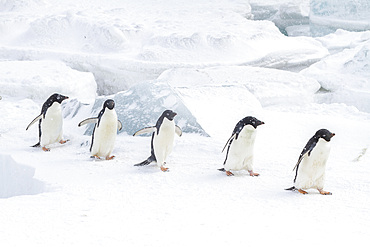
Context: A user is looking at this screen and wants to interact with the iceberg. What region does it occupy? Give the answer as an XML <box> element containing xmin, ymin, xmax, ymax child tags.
<box><xmin>310</xmin><ymin>0</ymin><xmax>370</xmax><ymax>36</ymax></box>
<box><xmin>79</xmin><ymin>65</ymin><xmax>321</xmax><ymax>138</ymax></box>
<box><xmin>301</xmin><ymin>40</ymin><xmax>370</xmax><ymax>112</ymax></box>
<box><xmin>81</xmin><ymin>82</ymin><xmax>209</xmax><ymax>136</ymax></box>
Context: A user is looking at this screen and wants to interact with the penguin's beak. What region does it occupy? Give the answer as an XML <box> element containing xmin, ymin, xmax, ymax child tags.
<box><xmin>331</xmin><ymin>133</ymin><xmax>335</xmax><ymax>137</ymax></box>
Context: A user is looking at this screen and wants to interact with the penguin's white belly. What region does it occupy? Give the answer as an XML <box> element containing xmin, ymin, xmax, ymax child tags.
<box><xmin>225</xmin><ymin>126</ymin><xmax>256</xmax><ymax>171</ymax></box>
<box><xmin>295</xmin><ymin>139</ymin><xmax>331</xmax><ymax>190</ymax></box>
<box><xmin>40</xmin><ymin>103</ymin><xmax>63</xmax><ymax>146</ymax></box>
<box><xmin>154</xmin><ymin>119</ymin><xmax>175</xmax><ymax>165</ymax></box>
<box><xmin>91</xmin><ymin>110</ymin><xmax>117</xmax><ymax>158</ymax></box>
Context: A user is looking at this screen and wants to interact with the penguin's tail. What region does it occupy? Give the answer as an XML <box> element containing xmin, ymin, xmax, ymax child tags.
<box><xmin>285</xmin><ymin>186</ymin><xmax>297</xmax><ymax>191</ymax></box>
<box><xmin>218</xmin><ymin>168</ymin><xmax>226</xmax><ymax>172</ymax></box>
<box><xmin>31</xmin><ymin>142</ymin><xmax>41</xmax><ymax>148</ymax></box>
<box><xmin>134</xmin><ymin>156</ymin><xmax>155</xmax><ymax>166</ymax></box>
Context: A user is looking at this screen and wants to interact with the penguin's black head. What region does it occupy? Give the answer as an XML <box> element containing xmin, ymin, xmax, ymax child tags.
<box><xmin>242</xmin><ymin>116</ymin><xmax>265</xmax><ymax>129</ymax></box>
<box><xmin>315</xmin><ymin>129</ymin><xmax>335</xmax><ymax>142</ymax></box>
<box><xmin>104</xmin><ymin>99</ymin><xmax>115</xmax><ymax>110</ymax></box>
<box><xmin>162</xmin><ymin>110</ymin><xmax>177</xmax><ymax>121</ymax></box>
<box><xmin>49</xmin><ymin>93</ymin><xmax>69</xmax><ymax>104</ymax></box>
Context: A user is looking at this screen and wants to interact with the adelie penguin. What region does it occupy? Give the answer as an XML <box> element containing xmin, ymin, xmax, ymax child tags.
<box><xmin>219</xmin><ymin>116</ymin><xmax>264</xmax><ymax>176</ymax></box>
<box><xmin>78</xmin><ymin>99</ymin><xmax>122</xmax><ymax>160</ymax></box>
<box><xmin>133</xmin><ymin>110</ymin><xmax>182</xmax><ymax>172</ymax></box>
<box><xmin>286</xmin><ymin>129</ymin><xmax>335</xmax><ymax>195</ymax></box>
<box><xmin>26</xmin><ymin>93</ymin><xmax>69</xmax><ymax>151</ymax></box>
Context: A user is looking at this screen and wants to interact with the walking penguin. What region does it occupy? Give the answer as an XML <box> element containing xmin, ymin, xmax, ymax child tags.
<box><xmin>219</xmin><ymin>116</ymin><xmax>264</xmax><ymax>176</ymax></box>
<box><xmin>26</xmin><ymin>93</ymin><xmax>69</xmax><ymax>151</ymax></box>
<box><xmin>133</xmin><ymin>110</ymin><xmax>182</xmax><ymax>172</ymax></box>
<box><xmin>78</xmin><ymin>99</ymin><xmax>122</xmax><ymax>160</ymax></box>
<box><xmin>285</xmin><ymin>129</ymin><xmax>335</xmax><ymax>195</ymax></box>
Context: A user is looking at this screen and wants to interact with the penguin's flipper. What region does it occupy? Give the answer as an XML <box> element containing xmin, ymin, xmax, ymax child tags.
<box><xmin>117</xmin><ymin>120</ymin><xmax>123</xmax><ymax>131</ymax></box>
<box><xmin>221</xmin><ymin>133</ymin><xmax>236</xmax><ymax>152</ymax></box>
<box><xmin>78</xmin><ymin>117</ymin><xmax>99</xmax><ymax>127</ymax></box>
<box><xmin>133</xmin><ymin>127</ymin><xmax>157</xmax><ymax>136</ymax></box>
<box><xmin>292</xmin><ymin>152</ymin><xmax>307</xmax><ymax>171</ymax></box>
<box><xmin>26</xmin><ymin>114</ymin><xmax>42</xmax><ymax>130</ymax></box>
<box><xmin>175</xmin><ymin>125</ymin><xmax>182</xmax><ymax>137</ymax></box>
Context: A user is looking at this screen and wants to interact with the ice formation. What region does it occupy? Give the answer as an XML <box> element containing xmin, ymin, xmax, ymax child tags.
<box><xmin>81</xmin><ymin>82</ymin><xmax>209</xmax><ymax>136</ymax></box>
<box><xmin>0</xmin><ymin>60</ymin><xmax>97</xmax><ymax>104</ymax></box>
<box><xmin>310</xmin><ymin>0</ymin><xmax>370</xmax><ymax>36</ymax></box>
<box><xmin>0</xmin><ymin>154</ymin><xmax>44</xmax><ymax>198</ymax></box>
<box><xmin>301</xmin><ymin>39</ymin><xmax>370</xmax><ymax>112</ymax></box>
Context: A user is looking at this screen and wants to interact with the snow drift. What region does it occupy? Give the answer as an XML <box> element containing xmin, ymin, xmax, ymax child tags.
<box><xmin>0</xmin><ymin>154</ymin><xmax>45</xmax><ymax>198</ymax></box>
<box><xmin>301</xmin><ymin>39</ymin><xmax>370</xmax><ymax>112</ymax></box>
<box><xmin>0</xmin><ymin>0</ymin><xmax>328</xmax><ymax>94</ymax></box>
<box><xmin>0</xmin><ymin>60</ymin><xmax>97</xmax><ymax>103</ymax></box>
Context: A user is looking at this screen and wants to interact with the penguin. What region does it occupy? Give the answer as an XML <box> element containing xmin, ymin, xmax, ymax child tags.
<box><xmin>286</xmin><ymin>129</ymin><xmax>335</xmax><ymax>195</ymax></box>
<box><xmin>133</xmin><ymin>110</ymin><xmax>182</xmax><ymax>172</ymax></box>
<box><xmin>219</xmin><ymin>116</ymin><xmax>264</xmax><ymax>176</ymax></box>
<box><xmin>78</xmin><ymin>99</ymin><xmax>122</xmax><ymax>160</ymax></box>
<box><xmin>26</xmin><ymin>93</ymin><xmax>69</xmax><ymax>151</ymax></box>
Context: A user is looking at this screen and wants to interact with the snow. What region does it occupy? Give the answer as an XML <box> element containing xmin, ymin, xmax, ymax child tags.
<box><xmin>0</xmin><ymin>60</ymin><xmax>96</xmax><ymax>103</ymax></box>
<box><xmin>1</xmin><ymin>0</ymin><xmax>370</xmax><ymax>246</ymax></box>
<box><xmin>0</xmin><ymin>0</ymin><xmax>328</xmax><ymax>94</ymax></box>
<box><xmin>301</xmin><ymin>38</ymin><xmax>370</xmax><ymax>112</ymax></box>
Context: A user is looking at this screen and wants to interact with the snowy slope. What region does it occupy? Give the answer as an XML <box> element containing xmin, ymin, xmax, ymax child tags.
<box><xmin>1</xmin><ymin>0</ymin><xmax>370</xmax><ymax>247</ymax></box>
<box><xmin>0</xmin><ymin>0</ymin><xmax>328</xmax><ymax>93</ymax></box>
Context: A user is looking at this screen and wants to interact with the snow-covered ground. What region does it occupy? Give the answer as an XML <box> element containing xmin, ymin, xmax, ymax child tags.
<box><xmin>1</xmin><ymin>0</ymin><xmax>370</xmax><ymax>246</ymax></box>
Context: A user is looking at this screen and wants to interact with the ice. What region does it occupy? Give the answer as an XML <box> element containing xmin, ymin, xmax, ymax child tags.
<box><xmin>0</xmin><ymin>0</ymin><xmax>328</xmax><ymax>93</ymax></box>
<box><xmin>315</xmin><ymin>29</ymin><xmax>370</xmax><ymax>53</ymax></box>
<box><xmin>1</xmin><ymin>1</ymin><xmax>370</xmax><ymax>246</ymax></box>
<box><xmin>81</xmin><ymin>81</ymin><xmax>209</xmax><ymax>136</ymax></box>
<box><xmin>250</xmin><ymin>0</ymin><xmax>310</xmax><ymax>36</ymax></box>
<box><xmin>80</xmin><ymin>65</ymin><xmax>320</xmax><ymax>138</ymax></box>
<box><xmin>161</xmin><ymin>66</ymin><xmax>320</xmax><ymax>107</ymax></box>
<box><xmin>0</xmin><ymin>154</ymin><xmax>45</xmax><ymax>198</ymax></box>
<box><xmin>301</xmin><ymin>39</ymin><xmax>370</xmax><ymax>112</ymax></box>
<box><xmin>0</xmin><ymin>60</ymin><xmax>97</xmax><ymax>103</ymax></box>
<box><xmin>310</xmin><ymin>0</ymin><xmax>370</xmax><ymax>36</ymax></box>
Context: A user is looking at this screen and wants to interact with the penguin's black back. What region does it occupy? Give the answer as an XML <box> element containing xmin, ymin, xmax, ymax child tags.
<box><xmin>232</xmin><ymin>116</ymin><xmax>264</xmax><ymax>140</ymax></box>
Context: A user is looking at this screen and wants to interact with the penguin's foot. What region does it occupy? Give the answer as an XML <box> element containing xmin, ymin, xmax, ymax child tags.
<box><xmin>248</xmin><ymin>170</ymin><xmax>259</xmax><ymax>177</ymax></box>
<box><xmin>42</xmin><ymin>146</ymin><xmax>50</xmax><ymax>152</ymax></box>
<box><xmin>226</xmin><ymin>171</ymin><xmax>234</xmax><ymax>176</ymax></box>
<box><xmin>160</xmin><ymin>166</ymin><xmax>169</xmax><ymax>172</ymax></box>
<box><xmin>298</xmin><ymin>189</ymin><xmax>308</xmax><ymax>195</ymax></box>
<box><xmin>318</xmin><ymin>189</ymin><xmax>332</xmax><ymax>195</ymax></box>
<box><xmin>59</xmin><ymin>139</ymin><xmax>69</xmax><ymax>144</ymax></box>
<box><xmin>106</xmin><ymin>156</ymin><xmax>115</xmax><ymax>160</ymax></box>
<box><xmin>91</xmin><ymin>155</ymin><xmax>101</xmax><ymax>159</ymax></box>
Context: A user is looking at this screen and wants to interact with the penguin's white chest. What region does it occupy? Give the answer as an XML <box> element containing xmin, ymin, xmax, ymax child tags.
<box><xmin>295</xmin><ymin>139</ymin><xmax>331</xmax><ymax>190</ymax></box>
<box><xmin>153</xmin><ymin>118</ymin><xmax>175</xmax><ymax>165</ymax></box>
<box><xmin>225</xmin><ymin>125</ymin><xmax>257</xmax><ymax>171</ymax></box>
<box><xmin>91</xmin><ymin>109</ymin><xmax>118</xmax><ymax>158</ymax></box>
<box><xmin>40</xmin><ymin>102</ymin><xmax>63</xmax><ymax>146</ymax></box>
